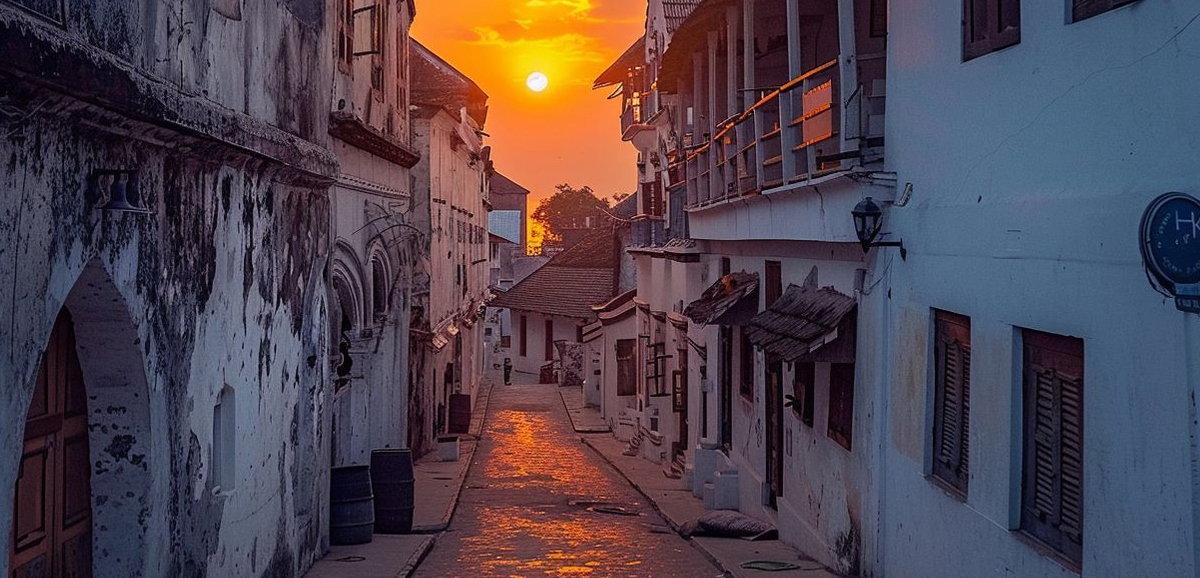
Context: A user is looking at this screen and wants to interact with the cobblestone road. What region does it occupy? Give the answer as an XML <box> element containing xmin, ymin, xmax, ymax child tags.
<box><xmin>413</xmin><ymin>383</ymin><xmax>721</xmax><ymax>578</ymax></box>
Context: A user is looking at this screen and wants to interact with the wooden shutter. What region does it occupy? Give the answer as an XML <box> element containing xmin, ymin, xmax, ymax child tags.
<box><xmin>765</xmin><ymin>261</ymin><xmax>782</xmax><ymax>308</ymax></box>
<box><xmin>739</xmin><ymin>327</ymin><xmax>754</xmax><ymax>399</ymax></box>
<box><xmin>616</xmin><ymin>339</ymin><xmax>637</xmax><ymax>396</ymax></box>
<box><xmin>519</xmin><ymin>315</ymin><xmax>528</xmax><ymax>357</ymax></box>
<box><xmin>932</xmin><ymin>311</ymin><xmax>971</xmax><ymax>495</ymax></box>
<box><xmin>793</xmin><ymin>362</ymin><xmax>815</xmax><ymax>427</ymax></box>
<box><xmin>1073</xmin><ymin>0</ymin><xmax>1138</xmax><ymax>22</ymax></box>
<box><xmin>827</xmin><ymin>363</ymin><xmax>855</xmax><ymax>450</ymax></box>
<box><xmin>963</xmin><ymin>0</ymin><xmax>1021</xmax><ymax>60</ymax></box>
<box><xmin>1021</xmin><ymin>330</ymin><xmax>1084</xmax><ymax>570</ymax></box>
<box><xmin>870</xmin><ymin>0</ymin><xmax>888</xmax><ymax>37</ymax></box>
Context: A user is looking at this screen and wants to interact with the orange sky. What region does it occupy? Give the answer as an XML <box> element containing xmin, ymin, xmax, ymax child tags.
<box><xmin>412</xmin><ymin>0</ymin><xmax>643</xmax><ymax>214</ymax></box>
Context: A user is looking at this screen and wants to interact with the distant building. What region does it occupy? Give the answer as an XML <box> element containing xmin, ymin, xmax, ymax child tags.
<box><xmin>491</xmin><ymin>225</ymin><xmax>630</xmax><ymax>377</ymax></box>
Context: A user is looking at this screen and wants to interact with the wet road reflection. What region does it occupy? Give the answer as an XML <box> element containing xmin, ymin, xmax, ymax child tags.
<box><xmin>414</xmin><ymin>384</ymin><xmax>719</xmax><ymax>578</ymax></box>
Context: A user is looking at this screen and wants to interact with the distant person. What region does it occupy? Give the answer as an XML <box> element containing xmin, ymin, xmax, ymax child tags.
<box><xmin>503</xmin><ymin>357</ymin><xmax>513</xmax><ymax>386</ymax></box>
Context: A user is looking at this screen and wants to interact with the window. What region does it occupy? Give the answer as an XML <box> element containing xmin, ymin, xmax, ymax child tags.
<box><xmin>371</xmin><ymin>258</ymin><xmax>388</xmax><ymax>322</ymax></box>
<box><xmin>963</xmin><ymin>0</ymin><xmax>1021</xmax><ymax>61</ymax></box>
<box><xmin>1021</xmin><ymin>330</ymin><xmax>1084</xmax><ymax>570</ymax></box>
<box><xmin>647</xmin><ymin>342</ymin><xmax>668</xmax><ymax>396</ymax></box>
<box><xmin>212</xmin><ymin>386</ymin><xmax>236</xmax><ymax>493</ymax></box>
<box><xmin>1072</xmin><ymin>0</ymin><xmax>1138</xmax><ymax>21</ymax></box>
<box><xmin>827</xmin><ymin>363</ymin><xmax>855</xmax><ymax>450</ymax></box>
<box><xmin>792</xmin><ymin>362</ymin><xmax>815</xmax><ymax>427</ymax></box>
<box><xmin>616</xmin><ymin>339</ymin><xmax>637</xmax><ymax>396</ymax></box>
<box><xmin>336</xmin><ymin>0</ymin><xmax>354</xmax><ymax>72</ymax></box>
<box><xmin>738</xmin><ymin>327</ymin><xmax>754</xmax><ymax>400</ymax></box>
<box><xmin>765</xmin><ymin>261</ymin><xmax>782</xmax><ymax>308</ymax></box>
<box><xmin>544</xmin><ymin>319</ymin><xmax>554</xmax><ymax>360</ymax></box>
<box><xmin>720</xmin><ymin>257</ymin><xmax>731</xmax><ymax>278</ymax></box>
<box><xmin>519</xmin><ymin>315</ymin><xmax>528</xmax><ymax>357</ymax></box>
<box><xmin>932</xmin><ymin>310</ymin><xmax>971</xmax><ymax>496</ymax></box>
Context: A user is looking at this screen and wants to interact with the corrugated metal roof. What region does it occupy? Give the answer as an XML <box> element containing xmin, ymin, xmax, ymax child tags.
<box><xmin>745</xmin><ymin>285</ymin><xmax>856</xmax><ymax>362</ymax></box>
<box><xmin>683</xmin><ymin>271</ymin><xmax>759</xmax><ymax>326</ymax></box>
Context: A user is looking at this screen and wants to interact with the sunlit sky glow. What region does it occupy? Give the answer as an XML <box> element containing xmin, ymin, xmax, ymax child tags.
<box><xmin>412</xmin><ymin>0</ymin><xmax>643</xmax><ymax>214</ymax></box>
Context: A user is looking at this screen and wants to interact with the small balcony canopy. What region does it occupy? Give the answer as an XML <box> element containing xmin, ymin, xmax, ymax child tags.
<box><xmin>745</xmin><ymin>284</ymin><xmax>856</xmax><ymax>363</ymax></box>
<box><xmin>683</xmin><ymin>271</ymin><xmax>759</xmax><ymax>326</ymax></box>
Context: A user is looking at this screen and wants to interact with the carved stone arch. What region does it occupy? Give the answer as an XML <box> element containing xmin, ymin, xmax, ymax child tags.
<box><xmin>331</xmin><ymin>240</ymin><xmax>367</xmax><ymax>333</ymax></box>
<box><xmin>5</xmin><ymin>258</ymin><xmax>157</xmax><ymax>578</ymax></box>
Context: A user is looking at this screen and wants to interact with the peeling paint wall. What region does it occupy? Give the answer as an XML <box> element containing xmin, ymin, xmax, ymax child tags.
<box><xmin>0</xmin><ymin>1</ymin><xmax>334</xmax><ymax>576</ymax></box>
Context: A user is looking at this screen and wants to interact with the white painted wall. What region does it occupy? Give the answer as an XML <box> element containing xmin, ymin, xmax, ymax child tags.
<box><xmin>510</xmin><ymin>312</ymin><xmax>583</xmax><ymax>377</ymax></box>
<box><xmin>883</xmin><ymin>2</ymin><xmax>1200</xmax><ymax>577</ymax></box>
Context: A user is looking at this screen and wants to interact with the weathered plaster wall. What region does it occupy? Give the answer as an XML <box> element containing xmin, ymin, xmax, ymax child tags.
<box><xmin>883</xmin><ymin>2</ymin><xmax>1200</xmax><ymax>576</ymax></box>
<box><xmin>0</xmin><ymin>1</ymin><xmax>335</xmax><ymax>575</ymax></box>
<box><xmin>0</xmin><ymin>117</ymin><xmax>332</xmax><ymax>577</ymax></box>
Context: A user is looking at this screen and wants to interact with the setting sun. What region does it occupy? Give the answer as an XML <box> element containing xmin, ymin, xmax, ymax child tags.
<box><xmin>526</xmin><ymin>71</ymin><xmax>549</xmax><ymax>93</ymax></box>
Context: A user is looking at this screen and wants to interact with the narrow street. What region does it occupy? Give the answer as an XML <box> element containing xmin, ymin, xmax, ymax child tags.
<box><xmin>414</xmin><ymin>382</ymin><xmax>720</xmax><ymax>578</ymax></box>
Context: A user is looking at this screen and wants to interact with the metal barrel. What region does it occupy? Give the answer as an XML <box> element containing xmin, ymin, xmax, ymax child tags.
<box><xmin>370</xmin><ymin>449</ymin><xmax>415</xmax><ymax>534</ymax></box>
<box><xmin>329</xmin><ymin>465</ymin><xmax>374</xmax><ymax>545</ymax></box>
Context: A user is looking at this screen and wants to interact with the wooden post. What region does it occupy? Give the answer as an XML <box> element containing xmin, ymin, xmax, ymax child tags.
<box><xmin>837</xmin><ymin>0</ymin><xmax>859</xmax><ymax>154</ymax></box>
<box><xmin>707</xmin><ymin>29</ymin><xmax>719</xmax><ymax>202</ymax></box>
<box><xmin>693</xmin><ymin>50</ymin><xmax>705</xmax><ymax>206</ymax></box>
<box><xmin>782</xmin><ymin>0</ymin><xmax>803</xmax><ymax>181</ymax></box>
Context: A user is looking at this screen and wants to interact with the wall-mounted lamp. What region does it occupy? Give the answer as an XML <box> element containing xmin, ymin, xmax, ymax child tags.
<box><xmin>852</xmin><ymin>196</ymin><xmax>906</xmax><ymax>260</ymax></box>
<box><xmin>91</xmin><ymin>170</ymin><xmax>150</xmax><ymax>215</ymax></box>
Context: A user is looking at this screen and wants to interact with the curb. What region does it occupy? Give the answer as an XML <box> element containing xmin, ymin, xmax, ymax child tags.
<box><xmin>557</xmin><ymin>387</ymin><xmax>612</xmax><ymax>434</ymax></box>
<box><xmin>411</xmin><ymin>379</ymin><xmax>495</xmax><ymax>534</ymax></box>
<box><xmin>398</xmin><ymin>536</ymin><xmax>436</xmax><ymax>578</ymax></box>
<box><xmin>579</xmin><ymin>436</ymin><xmax>734</xmax><ymax>577</ymax></box>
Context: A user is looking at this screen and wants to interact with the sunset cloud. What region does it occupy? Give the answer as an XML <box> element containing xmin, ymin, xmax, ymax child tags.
<box><xmin>525</xmin><ymin>0</ymin><xmax>598</xmax><ymax>19</ymax></box>
<box><xmin>469</xmin><ymin>26</ymin><xmax>607</xmax><ymax>64</ymax></box>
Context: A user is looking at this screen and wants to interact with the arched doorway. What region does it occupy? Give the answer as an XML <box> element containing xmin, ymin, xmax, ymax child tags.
<box><xmin>8</xmin><ymin>260</ymin><xmax>153</xmax><ymax>578</ymax></box>
<box><xmin>9</xmin><ymin>310</ymin><xmax>93</xmax><ymax>577</ymax></box>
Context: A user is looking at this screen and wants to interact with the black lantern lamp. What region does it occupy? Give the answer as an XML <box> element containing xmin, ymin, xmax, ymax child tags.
<box><xmin>852</xmin><ymin>196</ymin><xmax>906</xmax><ymax>260</ymax></box>
<box><xmin>92</xmin><ymin>170</ymin><xmax>151</xmax><ymax>215</ymax></box>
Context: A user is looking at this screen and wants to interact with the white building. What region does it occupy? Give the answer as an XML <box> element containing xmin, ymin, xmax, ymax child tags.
<box><xmin>594</xmin><ymin>0</ymin><xmax>894</xmax><ymax>573</ymax></box>
<box><xmin>408</xmin><ymin>41</ymin><xmax>492</xmax><ymax>455</ymax></box>
<box><xmin>880</xmin><ymin>2</ymin><xmax>1200</xmax><ymax>576</ymax></box>
<box><xmin>327</xmin><ymin>0</ymin><xmax>421</xmax><ymax>470</ymax></box>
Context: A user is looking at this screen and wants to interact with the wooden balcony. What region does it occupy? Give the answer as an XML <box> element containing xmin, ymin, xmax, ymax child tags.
<box><xmin>684</xmin><ymin>58</ymin><xmax>855</xmax><ymax>210</ymax></box>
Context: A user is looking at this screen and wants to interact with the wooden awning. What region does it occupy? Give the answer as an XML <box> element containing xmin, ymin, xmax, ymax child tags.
<box><xmin>683</xmin><ymin>271</ymin><xmax>759</xmax><ymax>326</ymax></box>
<box><xmin>745</xmin><ymin>285</ymin><xmax>856</xmax><ymax>363</ymax></box>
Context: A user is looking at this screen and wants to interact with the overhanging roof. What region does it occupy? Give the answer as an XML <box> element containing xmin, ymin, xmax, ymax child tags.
<box><xmin>745</xmin><ymin>285</ymin><xmax>856</xmax><ymax>362</ymax></box>
<box><xmin>594</xmin><ymin>36</ymin><xmax>646</xmax><ymax>89</ymax></box>
<box><xmin>683</xmin><ymin>271</ymin><xmax>759</xmax><ymax>326</ymax></box>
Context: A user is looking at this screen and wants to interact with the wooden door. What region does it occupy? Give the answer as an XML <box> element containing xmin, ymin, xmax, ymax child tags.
<box><xmin>10</xmin><ymin>310</ymin><xmax>93</xmax><ymax>578</ymax></box>
<box><xmin>764</xmin><ymin>357</ymin><xmax>784</xmax><ymax>508</ymax></box>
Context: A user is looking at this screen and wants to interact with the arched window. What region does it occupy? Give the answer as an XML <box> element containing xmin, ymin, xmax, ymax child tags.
<box><xmin>372</xmin><ymin>257</ymin><xmax>389</xmax><ymax>321</ymax></box>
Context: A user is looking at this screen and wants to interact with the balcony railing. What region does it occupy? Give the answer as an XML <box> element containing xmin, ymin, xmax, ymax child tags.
<box><xmin>620</xmin><ymin>103</ymin><xmax>643</xmax><ymax>137</ymax></box>
<box><xmin>685</xmin><ymin>58</ymin><xmax>847</xmax><ymax>209</ymax></box>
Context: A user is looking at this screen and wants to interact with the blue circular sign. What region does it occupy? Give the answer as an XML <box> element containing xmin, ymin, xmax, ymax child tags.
<box><xmin>1141</xmin><ymin>192</ymin><xmax>1200</xmax><ymax>288</ymax></box>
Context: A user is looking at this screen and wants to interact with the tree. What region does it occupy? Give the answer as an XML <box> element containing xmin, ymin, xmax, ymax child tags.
<box><xmin>531</xmin><ymin>184</ymin><xmax>611</xmax><ymax>242</ymax></box>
